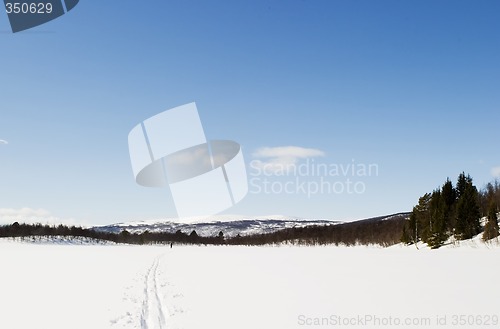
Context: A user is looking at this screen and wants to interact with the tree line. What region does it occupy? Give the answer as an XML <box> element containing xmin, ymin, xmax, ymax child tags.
<box><xmin>0</xmin><ymin>222</ymin><xmax>228</xmax><ymax>245</ymax></box>
<box><xmin>3</xmin><ymin>175</ymin><xmax>497</xmax><ymax>249</ymax></box>
<box><xmin>0</xmin><ymin>214</ymin><xmax>408</xmax><ymax>247</ymax></box>
<box><xmin>401</xmin><ymin>173</ymin><xmax>500</xmax><ymax>248</ymax></box>
<box><xmin>225</xmin><ymin>213</ymin><xmax>408</xmax><ymax>246</ymax></box>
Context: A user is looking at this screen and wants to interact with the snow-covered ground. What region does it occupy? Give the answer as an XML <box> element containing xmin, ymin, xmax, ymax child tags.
<box><xmin>1</xmin><ymin>238</ymin><xmax>499</xmax><ymax>329</ymax></box>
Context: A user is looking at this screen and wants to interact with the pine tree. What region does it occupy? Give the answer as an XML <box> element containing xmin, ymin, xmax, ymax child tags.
<box><xmin>412</xmin><ymin>193</ymin><xmax>432</xmax><ymax>244</ymax></box>
<box><xmin>428</xmin><ymin>189</ymin><xmax>447</xmax><ymax>248</ymax></box>
<box><xmin>441</xmin><ymin>178</ymin><xmax>456</xmax><ymax>232</ymax></box>
<box><xmin>189</xmin><ymin>230</ymin><xmax>199</xmax><ymax>243</ymax></box>
<box><xmin>402</xmin><ymin>209</ymin><xmax>418</xmax><ymax>245</ymax></box>
<box><xmin>456</xmin><ymin>172</ymin><xmax>470</xmax><ymax>200</ymax></box>
<box><xmin>483</xmin><ymin>202</ymin><xmax>499</xmax><ymax>241</ymax></box>
<box><xmin>455</xmin><ymin>173</ymin><xmax>480</xmax><ymax>240</ymax></box>
<box><xmin>401</xmin><ymin>223</ymin><xmax>411</xmax><ymax>244</ymax></box>
<box><xmin>217</xmin><ymin>231</ymin><xmax>224</xmax><ymax>244</ymax></box>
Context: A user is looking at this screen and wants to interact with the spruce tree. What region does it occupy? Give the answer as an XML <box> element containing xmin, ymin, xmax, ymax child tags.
<box><xmin>402</xmin><ymin>207</ymin><xmax>419</xmax><ymax>245</ymax></box>
<box><xmin>401</xmin><ymin>223</ymin><xmax>411</xmax><ymax>244</ymax></box>
<box><xmin>456</xmin><ymin>172</ymin><xmax>470</xmax><ymax>200</ymax></box>
<box><xmin>414</xmin><ymin>193</ymin><xmax>432</xmax><ymax>243</ymax></box>
<box><xmin>441</xmin><ymin>178</ymin><xmax>456</xmax><ymax>232</ymax></box>
<box><xmin>455</xmin><ymin>173</ymin><xmax>480</xmax><ymax>240</ymax></box>
<box><xmin>428</xmin><ymin>189</ymin><xmax>447</xmax><ymax>248</ymax></box>
<box><xmin>483</xmin><ymin>202</ymin><xmax>499</xmax><ymax>241</ymax></box>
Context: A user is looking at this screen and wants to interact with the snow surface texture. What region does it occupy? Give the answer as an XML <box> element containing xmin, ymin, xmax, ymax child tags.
<box><xmin>1</xmin><ymin>238</ymin><xmax>499</xmax><ymax>329</ymax></box>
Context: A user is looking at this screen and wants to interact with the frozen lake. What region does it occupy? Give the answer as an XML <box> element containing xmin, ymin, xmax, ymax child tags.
<box><xmin>1</xmin><ymin>239</ymin><xmax>499</xmax><ymax>329</ymax></box>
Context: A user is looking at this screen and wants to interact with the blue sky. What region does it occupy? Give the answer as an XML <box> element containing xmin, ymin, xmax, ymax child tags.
<box><xmin>1</xmin><ymin>0</ymin><xmax>499</xmax><ymax>225</ymax></box>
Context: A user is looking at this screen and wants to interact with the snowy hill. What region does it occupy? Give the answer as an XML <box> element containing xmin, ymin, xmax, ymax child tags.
<box><xmin>94</xmin><ymin>215</ymin><xmax>339</xmax><ymax>238</ymax></box>
<box><xmin>93</xmin><ymin>213</ymin><xmax>410</xmax><ymax>238</ymax></box>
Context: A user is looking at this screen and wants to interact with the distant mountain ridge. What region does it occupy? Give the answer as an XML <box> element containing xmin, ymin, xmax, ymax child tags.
<box><xmin>94</xmin><ymin>213</ymin><xmax>410</xmax><ymax>238</ymax></box>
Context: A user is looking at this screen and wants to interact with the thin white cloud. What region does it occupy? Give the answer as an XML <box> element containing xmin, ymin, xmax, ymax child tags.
<box><xmin>0</xmin><ymin>208</ymin><xmax>82</xmax><ymax>226</ymax></box>
<box><xmin>491</xmin><ymin>166</ymin><xmax>500</xmax><ymax>178</ymax></box>
<box><xmin>0</xmin><ymin>139</ymin><xmax>8</xmax><ymax>145</ymax></box>
<box><xmin>250</xmin><ymin>158</ymin><xmax>298</xmax><ymax>174</ymax></box>
<box><xmin>252</xmin><ymin>146</ymin><xmax>325</xmax><ymax>175</ymax></box>
<box><xmin>0</xmin><ymin>207</ymin><xmax>51</xmax><ymax>217</ymax></box>
<box><xmin>253</xmin><ymin>146</ymin><xmax>325</xmax><ymax>158</ymax></box>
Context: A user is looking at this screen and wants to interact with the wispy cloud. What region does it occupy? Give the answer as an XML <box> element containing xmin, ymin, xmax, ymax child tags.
<box><xmin>0</xmin><ymin>208</ymin><xmax>82</xmax><ymax>226</ymax></box>
<box><xmin>491</xmin><ymin>166</ymin><xmax>500</xmax><ymax>178</ymax></box>
<box><xmin>253</xmin><ymin>146</ymin><xmax>325</xmax><ymax>159</ymax></box>
<box><xmin>0</xmin><ymin>207</ymin><xmax>51</xmax><ymax>217</ymax></box>
<box><xmin>0</xmin><ymin>139</ymin><xmax>8</xmax><ymax>145</ymax></box>
<box><xmin>252</xmin><ymin>146</ymin><xmax>325</xmax><ymax>174</ymax></box>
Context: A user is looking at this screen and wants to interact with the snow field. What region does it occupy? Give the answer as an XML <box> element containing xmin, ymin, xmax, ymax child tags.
<box><xmin>1</xmin><ymin>239</ymin><xmax>499</xmax><ymax>329</ymax></box>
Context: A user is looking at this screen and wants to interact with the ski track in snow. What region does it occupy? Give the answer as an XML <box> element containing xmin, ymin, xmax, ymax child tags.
<box><xmin>141</xmin><ymin>255</ymin><xmax>167</xmax><ymax>329</ymax></box>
